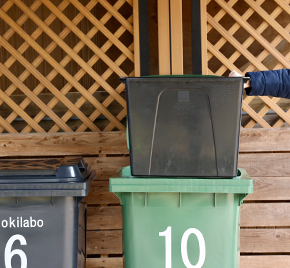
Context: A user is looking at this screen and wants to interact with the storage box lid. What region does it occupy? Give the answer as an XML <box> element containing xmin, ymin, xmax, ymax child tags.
<box><xmin>109</xmin><ymin>166</ymin><xmax>253</xmax><ymax>194</ymax></box>
<box><xmin>121</xmin><ymin>75</ymin><xmax>249</xmax><ymax>83</ymax></box>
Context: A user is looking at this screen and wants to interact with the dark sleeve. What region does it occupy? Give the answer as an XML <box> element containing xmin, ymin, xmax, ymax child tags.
<box><xmin>245</xmin><ymin>69</ymin><xmax>290</xmax><ymax>98</ymax></box>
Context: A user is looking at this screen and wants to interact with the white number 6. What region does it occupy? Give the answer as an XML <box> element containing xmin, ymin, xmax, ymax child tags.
<box><xmin>5</xmin><ymin>234</ymin><xmax>27</xmax><ymax>268</ymax></box>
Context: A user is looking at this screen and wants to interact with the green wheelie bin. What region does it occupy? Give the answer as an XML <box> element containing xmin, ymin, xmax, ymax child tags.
<box><xmin>109</xmin><ymin>166</ymin><xmax>253</xmax><ymax>268</ymax></box>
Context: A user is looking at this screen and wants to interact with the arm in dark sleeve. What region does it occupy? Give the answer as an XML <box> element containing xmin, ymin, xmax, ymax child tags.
<box><xmin>245</xmin><ymin>69</ymin><xmax>290</xmax><ymax>98</ymax></box>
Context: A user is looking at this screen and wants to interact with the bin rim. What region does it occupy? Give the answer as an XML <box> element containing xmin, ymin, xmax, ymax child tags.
<box><xmin>0</xmin><ymin>157</ymin><xmax>96</xmax><ymax>197</ymax></box>
<box><xmin>109</xmin><ymin>166</ymin><xmax>253</xmax><ymax>194</ymax></box>
<box><xmin>0</xmin><ymin>157</ymin><xmax>90</xmax><ymax>183</ymax></box>
<box><xmin>0</xmin><ymin>170</ymin><xmax>95</xmax><ymax>197</ymax></box>
<box><xmin>120</xmin><ymin>75</ymin><xmax>250</xmax><ymax>83</ymax></box>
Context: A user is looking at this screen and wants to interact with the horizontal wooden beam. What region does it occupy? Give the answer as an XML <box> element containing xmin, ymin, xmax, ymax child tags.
<box><xmin>244</xmin><ymin>177</ymin><xmax>290</xmax><ymax>201</ymax></box>
<box><xmin>241</xmin><ymin>203</ymin><xmax>290</xmax><ymax>227</ymax></box>
<box><xmin>87</xmin><ymin>229</ymin><xmax>290</xmax><ymax>255</ymax></box>
<box><xmin>240</xmin><ymin>128</ymin><xmax>290</xmax><ymax>152</ymax></box>
<box><xmin>87</xmin><ymin>230</ymin><xmax>122</xmax><ymax>255</ymax></box>
<box><xmin>239</xmin><ymin>153</ymin><xmax>290</xmax><ymax>177</ymax></box>
<box><xmin>240</xmin><ymin>255</ymin><xmax>290</xmax><ymax>268</ymax></box>
<box><xmin>87</xmin><ymin>206</ymin><xmax>122</xmax><ymax>231</ymax></box>
<box><xmin>85</xmin><ymin>181</ymin><xmax>121</xmax><ymax>205</ymax></box>
<box><xmin>2</xmin><ymin>128</ymin><xmax>290</xmax><ymax>156</ymax></box>
<box><xmin>87</xmin><ymin>202</ymin><xmax>290</xmax><ymax>230</ymax></box>
<box><xmin>241</xmin><ymin>229</ymin><xmax>290</xmax><ymax>253</ymax></box>
<box><xmin>87</xmin><ymin>203</ymin><xmax>290</xmax><ymax>230</ymax></box>
<box><xmin>86</xmin><ymin>258</ymin><xmax>123</xmax><ymax>268</ymax></box>
<box><xmin>0</xmin><ymin>132</ymin><xmax>128</xmax><ymax>157</ymax></box>
<box><xmin>85</xmin><ymin>156</ymin><xmax>130</xmax><ymax>178</ymax></box>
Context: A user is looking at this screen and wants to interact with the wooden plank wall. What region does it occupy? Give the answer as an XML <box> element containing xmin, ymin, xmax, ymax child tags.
<box><xmin>1</xmin><ymin>129</ymin><xmax>290</xmax><ymax>267</ymax></box>
<box><xmin>240</xmin><ymin>128</ymin><xmax>290</xmax><ymax>267</ymax></box>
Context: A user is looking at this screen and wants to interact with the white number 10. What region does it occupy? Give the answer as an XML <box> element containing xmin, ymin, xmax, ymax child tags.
<box><xmin>159</xmin><ymin>226</ymin><xmax>206</xmax><ymax>268</ymax></box>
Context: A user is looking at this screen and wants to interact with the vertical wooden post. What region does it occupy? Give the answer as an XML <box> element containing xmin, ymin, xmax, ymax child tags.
<box><xmin>200</xmin><ymin>0</ymin><xmax>208</xmax><ymax>75</ymax></box>
<box><xmin>170</xmin><ymin>0</ymin><xmax>183</xmax><ymax>74</ymax></box>
<box><xmin>133</xmin><ymin>0</ymin><xmax>141</xmax><ymax>76</ymax></box>
<box><xmin>158</xmin><ymin>0</ymin><xmax>171</xmax><ymax>75</ymax></box>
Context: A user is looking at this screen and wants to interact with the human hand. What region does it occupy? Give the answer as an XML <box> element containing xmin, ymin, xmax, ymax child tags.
<box><xmin>229</xmin><ymin>70</ymin><xmax>251</xmax><ymax>88</ymax></box>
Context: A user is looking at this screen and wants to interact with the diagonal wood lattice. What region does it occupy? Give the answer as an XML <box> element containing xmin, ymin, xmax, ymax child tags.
<box><xmin>0</xmin><ymin>0</ymin><xmax>134</xmax><ymax>133</ymax></box>
<box><xmin>207</xmin><ymin>0</ymin><xmax>290</xmax><ymax>128</ymax></box>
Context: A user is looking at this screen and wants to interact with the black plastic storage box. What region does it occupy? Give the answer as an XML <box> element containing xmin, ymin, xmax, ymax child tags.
<box><xmin>122</xmin><ymin>76</ymin><xmax>244</xmax><ymax>177</ymax></box>
<box><xmin>0</xmin><ymin>157</ymin><xmax>95</xmax><ymax>268</ymax></box>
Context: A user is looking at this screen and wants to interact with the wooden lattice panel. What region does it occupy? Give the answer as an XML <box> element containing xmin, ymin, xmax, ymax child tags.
<box><xmin>0</xmin><ymin>0</ymin><xmax>134</xmax><ymax>133</ymax></box>
<box><xmin>207</xmin><ymin>0</ymin><xmax>290</xmax><ymax>128</ymax></box>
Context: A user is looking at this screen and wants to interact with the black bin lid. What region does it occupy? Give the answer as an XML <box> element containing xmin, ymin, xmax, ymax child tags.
<box><xmin>0</xmin><ymin>157</ymin><xmax>90</xmax><ymax>183</ymax></box>
<box><xmin>0</xmin><ymin>157</ymin><xmax>95</xmax><ymax>197</ymax></box>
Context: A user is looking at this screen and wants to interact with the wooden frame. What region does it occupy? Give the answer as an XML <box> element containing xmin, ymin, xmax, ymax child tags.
<box><xmin>0</xmin><ymin>0</ymin><xmax>134</xmax><ymax>133</ymax></box>
<box><xmin>207</xmin><ymin>0</ymin><xmax>290</xmax><ymax>128</ymax></box>
<box><xmin>0</xmin><ymin>129</ymin><xmax>289</xmax><ymax>267</ymax></box>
